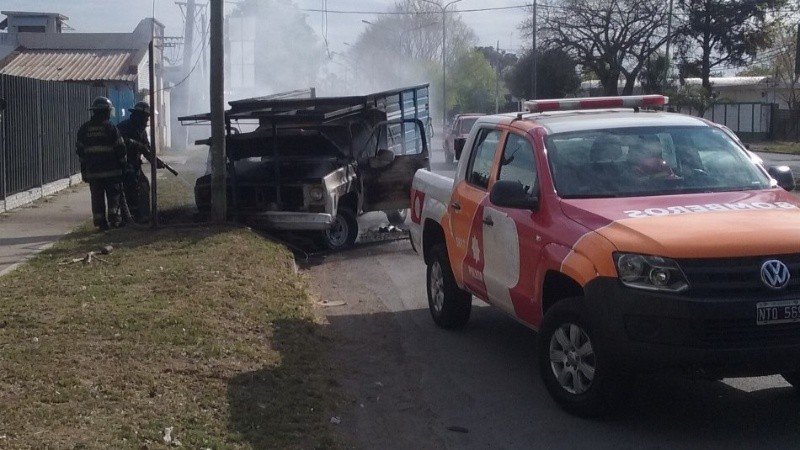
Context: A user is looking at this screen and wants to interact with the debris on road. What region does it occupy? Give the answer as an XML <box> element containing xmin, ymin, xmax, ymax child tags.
<box><xmin>317</xmin><ymin>300</ymin><xmax>346</xmax><ymax>308</ymax></box>
<box><xmin>330</xmin><ymin>416</ymin><xmax>342</xmax><ymax>425</ymax></box>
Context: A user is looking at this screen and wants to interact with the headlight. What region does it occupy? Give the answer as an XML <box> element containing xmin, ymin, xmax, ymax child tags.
<box><xmin>614</xmin><ymin>253</ymin><xmax>689</xmax><ymax>292</ymax></box>
<box><xmin>308</xmin><ymin>186</ymin><xmax>325</xmax><ymax>202</ymax></box>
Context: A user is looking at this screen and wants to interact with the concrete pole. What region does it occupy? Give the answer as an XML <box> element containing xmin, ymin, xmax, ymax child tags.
<box><xmin>149</xmin><ymin>40</ymin><xmax>159</xmax><ymax>228</ymax></box>
<box><xmin>442</xmin><ymin>11</ymin><xmax>447</xmax><ymax>136</ymax></box>
<box><xmin>210</xmin><ymin>0</ymin><xmax>226</xmax><ymax>223</ymax></box>
<box><xmin>183</xmin><ymin>0</ymin><xmax>196</xmax><ymax>76</ymax></box>
<box><xmin>531</xmin><ymin>0</ymin><xmax>537</xmax><ymax>100</ymax></box>
<box><xmin>664</xmin><ymin>0</ymin><xmax>674</xmax><ymax>91</ymax></box>
<box><xmin>180</xmin><ymin>0</ymin><xmax>195</xmax><ymax>149</ymax></box>
<box><xmin>495</xmin><ymin>40</ymin><xmax>500</xmax><ymax>113</ymax></box>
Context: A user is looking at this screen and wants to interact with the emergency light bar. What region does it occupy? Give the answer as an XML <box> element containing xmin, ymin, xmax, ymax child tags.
<box><xmin>524</xmin><ymin>95</ymin><xmax>668</xmax><ymax>113</ymax></box>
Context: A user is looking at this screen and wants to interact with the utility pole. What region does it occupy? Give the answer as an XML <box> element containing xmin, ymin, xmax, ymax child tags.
<box><xmin>421</xmin><ymin>0</ymin><xmax>463</xmax><ymax>143</ymax></box>
<box><xmin>531</xmin><ymin>0</ymin><xmax>537</xmax><ymax>100</ymax></box>
<box><xmin>664</xmin><ymin>0</ymin><xmax>674</xmax><ymax>92</ymax></box>
<box><xmin>795</xmin><ymin>22</ymin><xmax>800</xmax><ymax>77</ymax></box>
<box><xmin>495</xmin><ymin>40</ymin><xmax>500</xmax><ymax>113</ymax></box>
<box><xmin>210</xmin><ymin>0</ymin><xmax>226</xmax><ymax>223</ymax></box>
<box><xmin>181</xmin><ymin>0</ymin><xmax>195</xmax><ymax>148</ymax></box>
<box><xmin>148</xmin><ymin>39</ymin><xmax>159</xmax><ymax>228</ymax></box>
<box><xmin>182</xmin><ymin>0</ymin><xmax>195</xmax><ymax>76</ymax></box>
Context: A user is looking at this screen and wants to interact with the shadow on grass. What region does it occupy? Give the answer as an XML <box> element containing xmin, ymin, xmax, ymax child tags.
<box><xmin>227</xmin><ymin>318</ymin><xmax>338</xmax><ymax>449</ymax></box>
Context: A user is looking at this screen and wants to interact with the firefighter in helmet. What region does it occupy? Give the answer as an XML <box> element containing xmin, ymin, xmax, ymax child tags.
<box><xmin>75</xmin><ymin>96</ymin><xmax>127</xmax><ymax>230</ymax></box>
<box><xmin>117</xmin><ymin>101</ymin><xmax>157</xmax><ymax>223</ymax></box>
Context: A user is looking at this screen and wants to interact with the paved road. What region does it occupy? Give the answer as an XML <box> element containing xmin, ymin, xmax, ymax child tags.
<box><xmin>308</xmin><ymin>146</ymin><xmax>800</xmax><ymax>450</ymax></box>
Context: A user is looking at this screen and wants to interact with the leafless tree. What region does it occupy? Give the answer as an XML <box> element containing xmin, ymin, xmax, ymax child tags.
<box><xmin>521</xmin><ymin>0</ymin><xmax>671</xmax><ymax>95</ymax></box>
<box><xmin>349</xmin><ymin>0</ymin><xmax>475</xmax><ymax>72</ymax></box>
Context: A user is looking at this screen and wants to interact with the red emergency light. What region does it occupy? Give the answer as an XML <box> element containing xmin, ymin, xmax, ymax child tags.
<box><xmin>524</xmin><ymin>95</ymin><xmax>669</xmax><ymax>113</ymax></box>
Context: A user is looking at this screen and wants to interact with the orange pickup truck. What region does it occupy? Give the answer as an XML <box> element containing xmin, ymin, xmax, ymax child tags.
<box><xmin>409</xmin><ymin>95</ymin><xmax>800</xmax><ymax>416</ymax></box>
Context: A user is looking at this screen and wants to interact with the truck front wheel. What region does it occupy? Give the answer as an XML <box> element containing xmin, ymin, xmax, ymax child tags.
<box><xmin>427</xmin><ymin>244</ymin><xmax>471</xmax><ymax>328</ymax></box>
<box><xmin>320</xmin><ymin>208</ymin><xmax>358</xmax><ymax>251</ymax></box>
<box><xmin>537</xmin><ymin>297</ymin><xmax>623</xmax><ymax>417</ymax></box>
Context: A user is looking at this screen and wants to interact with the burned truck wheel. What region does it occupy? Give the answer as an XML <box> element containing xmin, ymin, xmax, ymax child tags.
<box><xmin>385</xmin><ymin>208</ymin><xmax>408</xmax><ymax>226</ymax></box>
<box><xmin>320</xmin><ymin>208</ymin><xmax>358</xmax><ymax>251</ymax></box>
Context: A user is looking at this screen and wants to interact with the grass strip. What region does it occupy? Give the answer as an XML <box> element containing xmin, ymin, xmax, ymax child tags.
<box><xmin>0</xmin><ymin>176</ymin><xmax>340</xmax><ymax>449</ymax></box>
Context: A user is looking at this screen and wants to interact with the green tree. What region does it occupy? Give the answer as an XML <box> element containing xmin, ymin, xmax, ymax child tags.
<box><xmin>447</xmin><ymin>50</ymin><xmax>498</xmax><ymax>114</ymax></box>
<box><xmin>506</xmin><ymin>48</ymin><xmax>581</xmax><ymax>100</ymax></box>
<box><xmin>639</xmin><ymin>54</ymin><xmax>669</xmax><ymax>94</ymax></box>
<box><xmin>675</xmin><ymin>0</ymin><xmax>785</xmax><ymax>94</ymax></box>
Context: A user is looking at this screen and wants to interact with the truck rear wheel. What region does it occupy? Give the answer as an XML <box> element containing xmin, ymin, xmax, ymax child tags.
<box><xmin>427</xmin><ymin>244</ymin><xmax>471</xmax><ymax>329</ymax></box>
<box><xmin>320</xmin><ymin>208</ymin><xmax>358</xmax><ymax>251</ymax></box>
<box><xmin>537</xmin><ymin>297</ymin><xmax>623</xmax><ymax>417</ymax></box>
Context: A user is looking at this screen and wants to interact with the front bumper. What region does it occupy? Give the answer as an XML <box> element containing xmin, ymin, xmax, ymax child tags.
<box><xmin>252</xmin><ymin>212</ymin><xmax>334</xmax><ymax>231</ymax></box>
<box><xmin>584</xmin><ymin>278</ymin><xmax>800</xmax><ymax>377</ymax></box>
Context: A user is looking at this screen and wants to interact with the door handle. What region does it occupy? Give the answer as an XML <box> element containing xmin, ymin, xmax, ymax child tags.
<box><xmin>482</xmin><ymin>216</ymin><xmax>494</xmax><ymax>226</ymax></box>
<box><xmin>450</xmin><ymin>202</ymin><xmax>461</xmax><ymax>211</ymax></box>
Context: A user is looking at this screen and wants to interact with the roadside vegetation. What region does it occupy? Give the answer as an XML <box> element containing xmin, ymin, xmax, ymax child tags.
<box><xmin>751</xmin><ymin>141</ymin><xmax>800</xmax><ymax>155</ymax></box>
<box><xmin>0</xmin><ymin>174</ymin><xmax>341</xmax><ymax>449</ymax></box>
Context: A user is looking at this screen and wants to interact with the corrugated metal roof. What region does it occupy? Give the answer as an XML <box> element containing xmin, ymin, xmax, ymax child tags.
<box><xmin>0</xmin><ymin>49</ymin><xmax>139</xmax><ymax>82</ymax></box>
<box><xmin>684</xmin><ymin>76</ymin><xmax>771</xmax><ymax>87</ymax></box>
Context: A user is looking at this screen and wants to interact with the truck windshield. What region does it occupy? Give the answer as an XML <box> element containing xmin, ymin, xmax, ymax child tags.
<box><xmin>545</xmin><ymin>126</ymin><xmax>771</xmax><ymax>199</ymax></box>
<box><xmin>459</xmin><ymin>118</ymin><xmax>478</xmax><ymax>134</ymax></box>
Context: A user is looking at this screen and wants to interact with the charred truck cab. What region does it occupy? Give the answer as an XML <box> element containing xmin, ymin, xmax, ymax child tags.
<box><xmin>180</xmin><ymin>85</ymin><xmax>431</xmax><ymax>250</ymax></box>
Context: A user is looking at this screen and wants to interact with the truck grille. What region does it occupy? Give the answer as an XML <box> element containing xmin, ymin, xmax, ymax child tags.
<box><xmin>234</xmin><ymin>185</ymin><xmax>305</xmax><ymax>212</ymax></box>
<box><xmin>698</xmin><ymin>318</ymin><xmax>800</xmax><ymax>348</ymax></box>
<box><xmin>678</xmin><ymin>255</ymin><xmax>800</xmax><ymax>298</ymax></box>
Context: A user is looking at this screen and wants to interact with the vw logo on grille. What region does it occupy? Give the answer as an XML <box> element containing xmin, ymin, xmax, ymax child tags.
<box><xmin>761</xmin><ymin>260</ymin><xmax>791</xmax><ymax>290</ymax></box>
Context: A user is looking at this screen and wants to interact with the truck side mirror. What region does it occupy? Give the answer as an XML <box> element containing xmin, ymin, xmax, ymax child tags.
<box><xmin>370</xmin><ymin>148</ymin><xmax>395</xmax><ymax>168</ymax></box>
<box><xmin>454</xmin><ymin>137</ymin><xmax>466</xmax><ymax>160</ymax></box>
<box><xmin>768</xmin><ymin>165</ymin><xmax>795</xmax><ymax>191</ymax></box>
<box><xmin>489</xmin><ymin>180</ymin><xmax>539</xmax><ymax>210</ymax></box>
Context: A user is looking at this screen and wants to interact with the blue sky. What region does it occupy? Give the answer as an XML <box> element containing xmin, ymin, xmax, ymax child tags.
<box><xmin>3</xmin><ymin>0</ymin><xmax>530</xmax><ymax>55</ymax></box>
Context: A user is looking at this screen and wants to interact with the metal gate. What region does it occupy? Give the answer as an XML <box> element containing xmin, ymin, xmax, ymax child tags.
<box><xmin>0</xmin><ymin>74</ymin><xmax>104</xmax><ymax>210</ymax></box>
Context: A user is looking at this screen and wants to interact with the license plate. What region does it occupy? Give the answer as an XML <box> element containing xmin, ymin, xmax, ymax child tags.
<box><xmin>757</xmin><ymin>299</ymin><xmax>800</xmax><ymax>325</ymax></box>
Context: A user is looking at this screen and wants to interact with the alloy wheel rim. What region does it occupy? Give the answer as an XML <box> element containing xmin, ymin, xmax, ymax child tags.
<box><xmin>548</xmin><ymin>323</ymin><xmax>596</xmax><ymax>395</ymax></box>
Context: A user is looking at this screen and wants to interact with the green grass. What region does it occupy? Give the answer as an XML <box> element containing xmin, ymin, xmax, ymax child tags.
<box><xmin>0</xmin><ymin>176</ymin><xmax>342</xmax><ymax>449</ymax></box>
<box><xmin>750</xmin><ymin>141</ymin><xmax>800</xmax><ymax>155</ymax></box>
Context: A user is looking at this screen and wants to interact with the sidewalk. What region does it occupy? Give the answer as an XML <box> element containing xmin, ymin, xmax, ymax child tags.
<box><xmin>0</xmin><ymin>183</ymin><xmax>91</xmax><ymax>276</ymax></box>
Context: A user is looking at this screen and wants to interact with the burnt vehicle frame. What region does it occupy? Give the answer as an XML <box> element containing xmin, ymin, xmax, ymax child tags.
<box><xmin>180</xmin><ymin>85</ymin><xmax>431</xmax><ymax>250</ymax></box>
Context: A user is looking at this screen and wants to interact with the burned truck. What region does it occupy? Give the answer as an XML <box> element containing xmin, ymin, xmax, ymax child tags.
<box><xmin>180</xmin><ymin>85</ymin><xmax>431</xmax><ymax>250</ymax></box>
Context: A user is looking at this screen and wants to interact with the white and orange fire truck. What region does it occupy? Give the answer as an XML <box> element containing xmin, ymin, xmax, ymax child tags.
<box><xmin>409</xmin><ymin>95</ymin><xmax>800</xmax><ymax>417</ymax></box>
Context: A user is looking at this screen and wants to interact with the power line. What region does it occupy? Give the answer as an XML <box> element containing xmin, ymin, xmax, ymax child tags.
<box><xmin>299</xmin><ymin>4</ymin><xmax>535</xmax><ymax>15</ymax></box>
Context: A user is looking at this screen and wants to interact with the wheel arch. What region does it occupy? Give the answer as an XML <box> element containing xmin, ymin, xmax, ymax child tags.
<box><xmin>541</xmin><ymin>270</ymin><xmax>584</xmax><ymax>317</ymax></box>
<box><xmin>338</xmin><ymin>191</ymin><xmax>359</xmax><ymax>215</ymax></box>
<box><xmin>422</xmin><ymin>218</ymin><xmax>446</xmax><ymax>265</ymax></box>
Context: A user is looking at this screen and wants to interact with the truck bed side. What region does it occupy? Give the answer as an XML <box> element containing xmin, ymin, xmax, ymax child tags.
<box><xmin>409</xmin><ymin>169</ymin><xmax>454</xmax><ymax>260</ymax></box>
